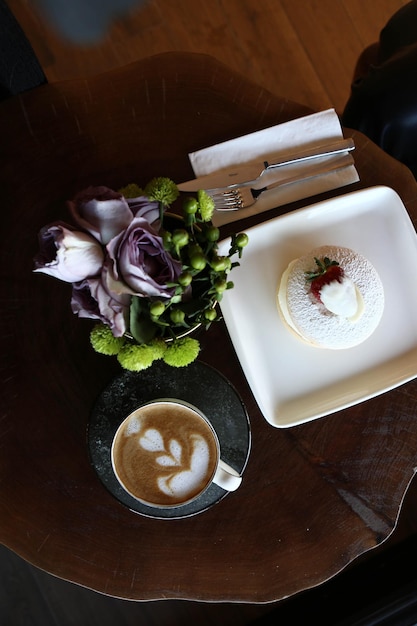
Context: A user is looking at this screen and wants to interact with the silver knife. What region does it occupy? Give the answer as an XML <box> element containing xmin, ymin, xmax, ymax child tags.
<box><xmin>178</xmin><ymin>137</ymin><xmax>355</xmax><ymax>192</ymax></box>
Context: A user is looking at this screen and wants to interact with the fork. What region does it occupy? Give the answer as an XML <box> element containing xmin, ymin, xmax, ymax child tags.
<box><xmin>208</xmin><ymin>155</ymin><xmax>355</xmax><ymax>211</ymax></box>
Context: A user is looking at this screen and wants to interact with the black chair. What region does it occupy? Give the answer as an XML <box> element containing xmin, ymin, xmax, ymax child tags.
<box><xmin>342</xmin><ymin>0</ymin><xmax>417</xmax><ymax>178</ymax></box>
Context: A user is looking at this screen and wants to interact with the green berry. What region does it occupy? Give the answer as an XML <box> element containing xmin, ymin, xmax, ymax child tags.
<box><xmin>170</xmin><ymin>309</ymin><xmax>185</xmax><ymax>324</ymax></box>
<box><xmin>214</xmin><ymin>278</ymin><xmax>228</xmax><ymax>293</ymax></box>
<box><xmin>172</xmin><ymin>229</ymin><xmax>189</xmax><ymax>248</ymax></box>
<box><xmin>150</xmin><ymin>300</ymin><xmax>165</xmax><ymax>317</ymax></box>
<box><xmin>190</xmin><ymin>252</ymin><xmax>206</xmax><ymax>271</ymax></box>
<box><xmin>204</xmin><ymin>308</ymin><xmax>217</xmax><ymax>321</ymax></box>
<box><xmin>188</xmin><ymin>243</ymin><xmax>203</xmax><ymax>256</ymax></box>
<box><xmin>178</xmin><ymin>271</ymin><xmax>193</xmax><ymax>287</ymax></box>
<box><xmin>183</xmin><ymin>197</ymin><xmax>198</xmax><ymax>214</ymax></box>
<box><xmin>235</xmin><ymin>232</ymin><xmax>249</xmax><ymax>248</ymax></box>
<box><xmin>205</xmin><ymin>226</ymin><xmax>220</xmax><ymax>242</ymax></box>
<box><xmin>210</xmin><ymin>255</ymin><xmax>231</xmax><ymax>272</ymax></box>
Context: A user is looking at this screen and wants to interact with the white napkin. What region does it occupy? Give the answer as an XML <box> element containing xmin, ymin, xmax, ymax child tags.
<box><xmin>188</xmin><ymin>109</ymin><xmax>359</xmax><ymax>226</ymax></box>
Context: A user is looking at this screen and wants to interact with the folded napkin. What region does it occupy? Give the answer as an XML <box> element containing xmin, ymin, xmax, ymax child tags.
<box><xmin>188</xmin><ymin>108</ymin><xmax>359</xmax><ymax>226</ymax></box>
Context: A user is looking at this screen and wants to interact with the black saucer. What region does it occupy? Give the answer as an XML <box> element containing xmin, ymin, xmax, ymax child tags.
<box><xmin>88</xmin><ymin>360</ymin><xmax>251</xmax><ymax>519</ymax></box>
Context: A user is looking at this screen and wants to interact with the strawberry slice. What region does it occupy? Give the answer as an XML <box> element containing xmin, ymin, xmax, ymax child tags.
<box><xmin>305</xmin><ymin>257</ymin><xmax>344</xmax><ymax>303</ymax></box>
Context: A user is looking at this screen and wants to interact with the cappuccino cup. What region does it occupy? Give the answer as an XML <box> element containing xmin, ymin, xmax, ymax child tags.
<box><xmin>111</xmin><ymin>399</ymin><xmax>242</xmax><ymax>508</ymax></box>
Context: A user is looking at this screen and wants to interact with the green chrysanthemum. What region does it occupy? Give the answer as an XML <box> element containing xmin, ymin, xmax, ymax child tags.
<box><xmin>197</xmin><ymin>189</ymin><xmax>215</xmax><ymax>222</ymax></box>
<box><xmin>148</xmin><ymin>337</ymin><xmax>167</xmax><ymax>359</ymax></box>
<box><xmin>117</xmin><ymin>343</ymin><xmax>156</xmax><ymax>371</ymax></box>
<box><xmin>144</xmin><ymin>177</ymin><xmax>179</xmax><ymax>206</ymax></box>
<box><xmin>118</xmin><ymin>183</ymin><xmax>144</xmax><ymax>198</ymax></box>
<box><xmin>162</xmin><ymin>337</ymin><xmax>200</xmax><ymax>367</ymax></box>
<box><xmin>90</xmin><ymin>324</ymin><xmax>125</xmax><ymax>355</ymax></box>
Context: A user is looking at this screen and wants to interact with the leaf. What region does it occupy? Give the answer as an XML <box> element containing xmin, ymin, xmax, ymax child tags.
<box><xmin>130</xmin><ymin>296</ymin><xmax>158</xmax><ymax>344</ymax></box>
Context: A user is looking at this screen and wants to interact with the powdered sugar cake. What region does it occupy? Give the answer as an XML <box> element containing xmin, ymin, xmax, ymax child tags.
<box><xmin>277</xmin><ymin>245</ymin><xmax>385</xmax><ymax>349</ymax></box>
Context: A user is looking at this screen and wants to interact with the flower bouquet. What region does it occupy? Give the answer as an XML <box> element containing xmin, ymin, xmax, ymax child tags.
<box><xmin>34</xmin><ymin>178</ymin><xmax>248</xmax><ymax>371</ymax></box>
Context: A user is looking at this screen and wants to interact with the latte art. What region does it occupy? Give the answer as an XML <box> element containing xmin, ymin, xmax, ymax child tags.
<box><xmin>111</xmin><ymin>401</ymin><xmax>219</xmax><ymax>507</ymax></box>
<box><xmin>155</xmin><ymin>433</ymin><xmax>211</xmax><ymax>498</ymax></box>
<box><xmin>138</xmin><ymin>426</ymin><xmax>211</xmax><ymax>498</ymax></box>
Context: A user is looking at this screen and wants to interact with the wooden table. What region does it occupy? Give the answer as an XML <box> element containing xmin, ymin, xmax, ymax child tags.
<box><xmin>1</xmin><ymin>52</ymin><xmax>417</xmax><ymax>603</ymax></box>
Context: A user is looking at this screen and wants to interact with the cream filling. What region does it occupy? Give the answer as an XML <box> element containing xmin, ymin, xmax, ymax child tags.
<box><xmin>277</xmin><ymin>261</ymin><xmax>305</xmax><ymax>338</ymax></box>
<box><xmin>320</xmin><ymin>277</ymin><xmax>364</xmax><ymax>321</ymax></box>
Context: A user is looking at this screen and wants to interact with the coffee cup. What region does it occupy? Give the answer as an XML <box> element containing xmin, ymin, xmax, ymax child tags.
<box><xmin>111</xmin><ymin>398</ymin><xmax>242</xmax><ymax>508</ymax></box>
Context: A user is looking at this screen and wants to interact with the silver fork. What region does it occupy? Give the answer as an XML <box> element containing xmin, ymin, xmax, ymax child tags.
<box><xmin>208</xmin><ymin>155</ymin><xmax>355</xmax><ymax>211</ymax></box>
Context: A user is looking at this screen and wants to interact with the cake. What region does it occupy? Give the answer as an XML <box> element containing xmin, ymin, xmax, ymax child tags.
<box><xmin>277</xmin><ymin>245</ymin><xmax>384</xmax><ymax>349</ymax></box>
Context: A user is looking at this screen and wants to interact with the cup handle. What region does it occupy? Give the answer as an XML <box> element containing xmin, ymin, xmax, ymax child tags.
<box><xmin>213</xmin><ymin>459</ymin><xmax>242</xmax><ymax>492</ymax></box>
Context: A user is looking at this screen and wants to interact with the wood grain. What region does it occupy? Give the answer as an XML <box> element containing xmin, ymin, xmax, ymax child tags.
<box><xmin>6</xmin><ymin>0</ymin><xmax>410</xmax><ymax>112</ymax></box>
<box><xmin>1</xmin><ymin>51</ymin><xmax>417</xmax><ymax>604</ymax></box>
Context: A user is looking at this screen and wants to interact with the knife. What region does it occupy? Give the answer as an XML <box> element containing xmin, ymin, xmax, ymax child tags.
<box><xmin>178</xmin><ymin>137</ymin><xmax>355</xmax><ymax>192</ymax></box>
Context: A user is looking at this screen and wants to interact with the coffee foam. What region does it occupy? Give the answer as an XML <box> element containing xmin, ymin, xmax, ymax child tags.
<box><xmin>157</xmin><ymin>434</ymin><xmax>211</xmax><ymax>498</ymax></box>
<box><xmin>125</xmin><ymin>416</ymin><xmax>142</xmax><ymax>435</ymax></box>
<box><xmin>112</xmin><ymin>401</ymin><xmax>218</xmax><ymax>507</ymax></box>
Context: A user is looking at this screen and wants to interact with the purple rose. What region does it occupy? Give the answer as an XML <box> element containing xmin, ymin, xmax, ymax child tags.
<box><xmin>71</xmin><ymin>269</ymin><xmax>130</xmax><ymax>336</ymax></box>
<box><xmin>126</xmin><ymin>195</ymin><xmax>161</xmax><ymax>226</ymax></box>
<box><xmin>68</xmin><ymin>186</ymin><xmax>133</xmax><ymax>245</ymax></box>
<box><xmin>34</xmin><ymin>224</ymin><xmax>104</xmax><ymax>282</ymax></box>
<box><xmin>106</xmin><ymin>216</ymin><xmax>182</xmax><ymax>298</ymax></box>
<box><xmin>68</xmin><ymin>186</ymin><xmax>160</xmax><ymax>245</ymax></box>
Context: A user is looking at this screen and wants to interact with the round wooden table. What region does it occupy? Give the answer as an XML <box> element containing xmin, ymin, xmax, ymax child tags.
<box><xmin>1</xmin><ymin>52</ymin><xmax>417</xmax><ymax>602</ymax></box>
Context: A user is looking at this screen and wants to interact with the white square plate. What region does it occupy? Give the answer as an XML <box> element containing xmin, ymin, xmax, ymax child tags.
<box><xmin>218</xmin><ymin>186</ymin><xmax>417</xmax><ymax>427</ymax></box>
